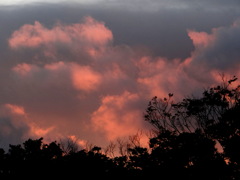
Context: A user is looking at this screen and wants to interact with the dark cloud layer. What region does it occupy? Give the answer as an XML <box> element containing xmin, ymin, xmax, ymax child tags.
<box><xmin>1</xmin><ymin>2</ymin><xmax>239</xmax><ymax>59</ymax></box>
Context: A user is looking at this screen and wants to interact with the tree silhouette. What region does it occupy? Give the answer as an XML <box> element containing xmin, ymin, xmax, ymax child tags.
<box><xmin>143</xmin><ymin>76</ymin><xmax>239</xmax><ymax>179</ymax></box>
<box><xmin>144</xmin><ymin>77</ymin><xmax>240</xmax><ymax>135</ymax></box>
<box><xmin>0</xmin><ymin>77</ymin><xmax>240</xmax><ymax>179</ymax></box>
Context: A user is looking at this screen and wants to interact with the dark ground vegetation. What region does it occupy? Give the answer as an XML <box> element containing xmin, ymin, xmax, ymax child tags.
<box><xmin>1</xmin><ymin>77</ymin><xmax>240</xmax><ymax>179</ymax></box>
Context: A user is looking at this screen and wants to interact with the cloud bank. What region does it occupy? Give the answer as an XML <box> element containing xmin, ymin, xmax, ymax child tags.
<box><xmin>1</xmin><ymin>2</ymin><xmax>240</xmax><ymax>148</ymax></box>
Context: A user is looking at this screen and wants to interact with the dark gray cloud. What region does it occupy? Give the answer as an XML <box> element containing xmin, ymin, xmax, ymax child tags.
<box><xmin>186</xmin><ymin>18</ymin><xmax>240</xmax><ymax>73</ymax></box>
<box><xmin>1</xmin><ymin>2</ymin><xmax>239</xmax><ymax>60</ymax></box>
<box><xmin>0</xmin><ymin>104</ymin><xmax>31</xmax><ymax>149</ymax></box>
<box><xmin>199</xmin><ymin>22</ymin><xmax>240</xmax><ymax>70</ymax></box>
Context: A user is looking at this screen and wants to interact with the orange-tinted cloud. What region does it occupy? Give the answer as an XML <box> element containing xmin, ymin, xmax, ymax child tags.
<box><xmin>29</xmin><ymin>124</ymin><xmax>55</xmax><ymax>138</ymax></box>
<box><xmin>78</xmin><ymin>16</ymin><xmax>113</xmax><ymax>46</ymax></box>
<box><xmin>5</xmin><ymin>104</ymin><xmax>26</xmax><ymax>116</ymax></box>
<box><xmin>68</xmin><ymin>135</ymin><xmax>87</xmax><ymax>148</ymax></box>
<box><xmin>9</xmin><ymin>16</ymin><xmax>113</xmax><ymax>49</ymax></box>
<box><xmin>0</xmin><ymin>104</ymin><xmax>54</xmax><ymax>148</ymax></box>
<box><xmin>12</xmin><ymin>63</ymin><xmax>39</xmax><ymax>76</ymax></box>
<box><xmin>13</xmin><ymin>61</ymin><xmax>102</xmax><ymax>92</ymax></box>
<box><xmin>0</xmin><ymin>103</ymin><xmax>83</xmax><ymax>149</ymax></box>
<box><xmin>135</xmin><ymin>56</ymin><xmax>199</xmax><ymax>100</ymax></box>
<box><xmin>3</xmin><ymin>16</ymin><xmax>240</xmax><ymax>150</ymax></box>
<box><xmin>71</xmin><ymin>64</ymin><xmax>102</xmax><ymax>92</ymax></box>
<box><xmin>91</xmin><ymin>91</ymin><xmax>144</xmax><ymax>141</ymax></box>
<box><xmin>187</xmin><ymin>30</ymin><xmax>214</xmax><ymax>48</ymax></box>
<box><xmin>3</xmin><ymin>104</ymin><xmax>55</xmax><ymax>138</ymax></box>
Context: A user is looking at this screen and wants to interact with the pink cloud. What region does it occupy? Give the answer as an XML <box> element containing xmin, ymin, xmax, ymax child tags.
<box><xmin>78</xmin><ymin>16</ymin><xmax>113</xmax><ymax>46</ymax></box>
<box><xmin>0</xmin><ymin>104</ymin><xmax>56</xmax><ymax>147</ymax></box>
<box><xmin>44</xmin><ymin>61</ymin><xmax>67</xmax><ymax>71</ymax></box>
<box><xmin>0</xmin><ymin>103</ymin><xmax>84</xmax><ymax>148</ymax></box>
<box><xmin>71</xmin><ymin>64</ymin><xmax>102</xmax><ymax>92</ymax></box>
<box><xmin>8</xmin><ymin>16</ymin><xmax>113</xmax><ymax>59</ymax></box>
<box><xmin>2</xmin><ymin>104</ymin><xmax>55</xmax><ymax>138</ymax></box>
<box><xmin>12</xmin><ymin>63</ymin><xmax>39</xmax><ymax>76</ymax></box>
<box><xmin>29</xmin><ymin>124</ymin><xmax>55</xmax><ymax>138</ymax></box>
<box><xmin>135</xmin><ymin>56</ymin><xmax>198</xmax><ymax>100</ymax></box>
<box><xmin>187</xmin><ymin>30</ymin><xmax>214</xmax><ymax>48</ymax></box>
<box><xmin>9</xmin><ymin>21</ymin><xmax>46</xmax><ymax>48</ymax></box>
<box><xmin>6</xmin><ymin>16</ymin><xmax>240</xmax><ymax>150</ymax></box>
<box><xmin>68</xmin><ymin>135</ymin><xmax>87</xmax><ymax>148</ymax></box>
<box><xmin>91</xmin><ymin>91</ymin><xmax>144</xmax><ymax>141</ymax></box>
<box><xmin>12</xmin><ymin>61</ymin><xmax>100</xmax><ymax>99</ymax></box>
<box><xmin>5</xmin><ymin>104</ymin><xmax>26</xmax><ymax>116</ymax></box>
<box><xmin>12</xmin><ymin>61</ymin><xmax>102</xmax><ymax>92</ymax></box>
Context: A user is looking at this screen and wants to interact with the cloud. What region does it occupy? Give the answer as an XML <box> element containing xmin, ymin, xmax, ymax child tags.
<box><xmin>2</xmin><ymin>1</ymin><xmax>239</xmax><ymax>61</ymax></box>
<box><xmin>185</xmin><ymin>19</ymin><xmax>240</xmax><ymax>83</ymax></box>
<box><xmin>0</xmin><ymin>104</ymin><xmax>55</xmax><ymax>149</ymax></box>
<box><xmin>8</xmin><ymin>16</ymin><xmax>113</xmax><ymax>64</ymax></box>
<box><xmin>71</xmin><ymin>64</ymin><xmax>102</xmax><ymax>92</ymax></box>
<box><xmin>2</xmin><ymin>11</ymin><xmax>240</xmax><ymax>150</ymax></box>
<box><xmin>5</xmin><ymin>104</ymin><xmax>26</xmax><ymax>116</ymax></box>
<box><xmin>9</xmin><ymin>16</ymin><xmax>113</xmax><ymax>49</ymax></box>
<box><xmin>12</xmin><ymin>60</ymin><xmax>102</xmax><ymax>92</ymax></box>
<box><xmin>187</xmin><ymin>30</ymin><xmax>214</xmax><ymax>48</ymax></box>
<box><xmin>91</xmin><ymin>91</ymin><xmax>144</xmax><ymax>141</ymax></box>
<box><xmin>12</xmin><ymin>63</ymin><xmax>40</xmax><ymax>76</ymax></box>
<box><xmin>0</xmin><ymin>104</ymin><xmax>29</xmax><ymax>148</ymax></box>
<box><xmin>2</xmin><ymin>0</ymin><xmax>240</xmax><ymax>10</ymax></box>
<box><xmin>135</xmin><ymin>56</ymin><xmax>196</xmax><ymax>99</ymax></box>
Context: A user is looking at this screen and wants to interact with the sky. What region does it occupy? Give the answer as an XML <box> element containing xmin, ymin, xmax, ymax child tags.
<box><xmin>0</xmin><ymin>0</ymin><xmax>240</xmax><ymax>149</ymax></box>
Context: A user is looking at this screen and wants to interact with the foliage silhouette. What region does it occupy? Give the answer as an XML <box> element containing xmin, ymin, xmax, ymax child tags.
<box><xmin>0</xmin><ymin>77</ymin><xmax>240</xmax><ymax>179</ymax></box>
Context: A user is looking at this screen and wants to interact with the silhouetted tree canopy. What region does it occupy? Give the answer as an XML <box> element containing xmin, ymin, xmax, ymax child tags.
<box><xmin>1</xmin><ymin>77</ymin><xmax>240</xmax><ymax>179</ymax></box>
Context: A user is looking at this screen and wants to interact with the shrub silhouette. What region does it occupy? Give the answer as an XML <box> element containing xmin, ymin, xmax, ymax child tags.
<box><xmin>0</xmin><ymin>77</ymin><xmax>240</xmax><ymax>179</ymax></box>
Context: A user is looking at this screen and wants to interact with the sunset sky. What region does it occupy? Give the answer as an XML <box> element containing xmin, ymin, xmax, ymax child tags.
<box><xmin>0</xmin><ymin>0</ymin><xmax>240</xmax><ymax>149</ymax></box>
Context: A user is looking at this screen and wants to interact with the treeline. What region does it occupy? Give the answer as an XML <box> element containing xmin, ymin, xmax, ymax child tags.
<box><xmin>1</xmin><ymin>77</ymin><xmax>240</xmax><ymax>179</ymax></box>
